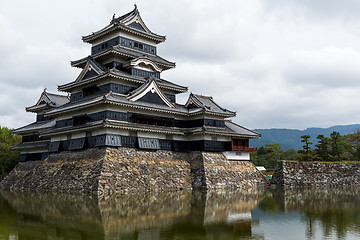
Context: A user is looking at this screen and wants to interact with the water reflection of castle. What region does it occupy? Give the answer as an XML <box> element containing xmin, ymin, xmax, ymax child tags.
<box><xmin>2</xmin><ymin>188</ymin><xmax>360</xmax><ymax>239</ymax></box>
<box><xmin>0</xmin><ymin>189</ymin><xmax>266</xmax><ymax>239</ymax></box>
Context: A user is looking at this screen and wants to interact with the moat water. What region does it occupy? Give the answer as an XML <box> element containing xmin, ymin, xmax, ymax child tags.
<box><xmin>0</xmin><ymin>187</ymin><xmax>360</xmax><ymax>240</ymax></box>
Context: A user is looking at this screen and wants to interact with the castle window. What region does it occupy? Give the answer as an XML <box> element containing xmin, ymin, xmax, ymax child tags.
<box><xmin>134</xmin><ymin>42</ymin><xmax>138</xmax><ymax>48</ymax></box>
<box><xmin>83</xmin><ymin>85</ymin><xmax>99</xmax><ymax>97</ymax></box>
<box><xmin>139</xmin><ymin>43</ymin><xmax>143</xmax><ymax>49</ymax></box>
<box><xmin>73</xmin><ymin>115</ymin><xmax>89</xmax><ymax>126</ymax></box>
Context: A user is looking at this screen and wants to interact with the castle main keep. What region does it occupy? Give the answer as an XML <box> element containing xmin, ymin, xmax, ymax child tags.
<box><xmin>4</xmin><ymin>6</ymin><xmax>266</xmax><ymax>192</ymax></box>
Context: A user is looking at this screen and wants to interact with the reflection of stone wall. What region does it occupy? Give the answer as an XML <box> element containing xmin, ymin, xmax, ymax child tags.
<box><xmin>0</xmin><ymin>147</ymin><xmax>267</xmax><ymax>193</ymax></box>
<box><xmin>99</xmin><ymin>191</ymin><xmax>192</xmax><ymax>235</ymax></box>
<box><xmin>271</xmin><ymin>160</ymin><xmax>360</xmax><ymax>186</ymax></box>
<box><xmin>203</xmin><ymin>189</ymin><xmax>266</xmax><ymax>225</ymax></box>
<box><xmin>0</xmin><ymin>190</ymin><xmax>104</xmax><ymax>239</ymax></box>
<box><xmin>276</xmin><ymin>187</ymin><xmax>360</xmax><ymax>212</ymax></box>
<box><xmin>0</xmin><ymin>188</ymin><xmax>268</xmax><ymax>239</ymax></box>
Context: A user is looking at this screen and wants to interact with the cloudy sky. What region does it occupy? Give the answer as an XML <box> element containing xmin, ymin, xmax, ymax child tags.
<box><xmin>1</xmin><ymin>0</ymin><xmax>360</xmax><ymax>130</ymax></box>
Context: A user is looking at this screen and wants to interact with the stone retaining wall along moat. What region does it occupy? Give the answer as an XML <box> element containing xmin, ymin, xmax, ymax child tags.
<box><xmin>271</xmin><ymin>160</ymin><xmax>360</xmax><ymax>186</ymax></box>
<box><xmin>0</xmin><ymin>148</ymin><xmax>267</xmax><ymax>194</ymax></box>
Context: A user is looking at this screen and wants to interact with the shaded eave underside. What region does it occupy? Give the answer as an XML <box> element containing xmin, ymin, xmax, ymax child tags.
<box><xmin>71</xmin><ymin>46</ymin><xmax>175</xmax><ymax>70</ymax></box>
<box><xmin>58</xmin><ymin>70</ymin><xmax>187</xmax><ymax>93</ymax></box>
<box><xmin>12</xmin><ymin>120</ymin><xmax>56</xmax><ymax>135</ymax></box>
<box><xmin>11</xmin><ymin>140</ymin><xmax>49</xmax><ymax>151</ymax></box>
<box><xmin>44</xmin><ymin>93</ymin><xmax>235</xmax><ymax>118</ymax></box>
<box><xmin>26</xmin><ymin>103</ymin><xmax>50</xmax><ymax>113</ymax></box>
<box><xmin>40</xmin><ymin>119</ymin><xmax>256</xmax><ymax>139</ymax></box>
<box><xmin>82</xmin><ymin>19</ymin><xmax>165</xmax><ymax>44</ymax></box>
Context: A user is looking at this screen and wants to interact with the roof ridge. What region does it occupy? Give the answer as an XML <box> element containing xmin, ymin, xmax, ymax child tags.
<box><xmin>110</xmin><ymin>5</ymin><xmax>137</xmax><ymax>25</ymax></box>
<box><xmin>45</xmin><ymin>92</ymin><xmax>69</xmax><ymax>98</ymax></box>
<box><xmin>193</xmin><ymin>93</ymin><xmax>212</xmax><ymax>99</ymax></box>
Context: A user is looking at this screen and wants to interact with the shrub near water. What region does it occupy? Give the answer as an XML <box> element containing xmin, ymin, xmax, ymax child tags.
<box><xmin>0</xmin><ymin>126</ymin><xmax>22</xmax><ymax>175</ymax></box>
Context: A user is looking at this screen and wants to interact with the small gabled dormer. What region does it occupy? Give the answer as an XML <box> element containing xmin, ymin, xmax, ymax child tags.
<box><xmin>26</xmin><ymin>89</ymin><xmax>69</xmax><ymax>122</ymax></box>
<box><xmin>74</xmin><ymin>58</ymin><xmax>106</xmax><ymax>83</ymax></box>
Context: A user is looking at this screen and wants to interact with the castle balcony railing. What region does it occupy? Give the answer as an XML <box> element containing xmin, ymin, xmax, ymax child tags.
<box><xmin>232</xmin><ymin>146</ymin><xmax>257</xmax><ymax>152</ymax></box>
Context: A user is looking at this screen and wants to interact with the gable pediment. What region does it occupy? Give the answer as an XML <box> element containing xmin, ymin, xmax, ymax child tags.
<box><xmin>35</xmin><ymin>92</ymin><xmax>51</xmax><ymax>106</ymax></box>
<box><xmin>127</xmin><ymin>78</ymin><xmax>175</xmax><ymax>108</ymax></box>
<box><xmin>122</xmin><ymin>8</ymin><xmax>152</xmax><ymax>34</ymax></box>
<box><xmin>128</xmin><ymin>21</ymin><xmax>146</xmax><ymax>32</ymax></box>
<box><xmin>75</xmin><ymin>59</ymin><xmax>105</xmax><ymax>82</ymax></box>
<box><xmin>185</xmin><ymin>94</ymin><xmax>202</xmax><ymax>109</ymax></box>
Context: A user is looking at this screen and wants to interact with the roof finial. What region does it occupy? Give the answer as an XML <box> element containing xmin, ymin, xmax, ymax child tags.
<box><xmin>134</xmin><ymin>3</ymin><xmax>137</xmax><ymax>10</ymax></box>
<box><xmin>43</xmin><ymin>87</ymin><xmax>47</xmax><ymax>92</ymax></box>
<box><xmin>112</xmin><ymin>13</ymin><xmax>116</xmax><ymax>20</ymax></box>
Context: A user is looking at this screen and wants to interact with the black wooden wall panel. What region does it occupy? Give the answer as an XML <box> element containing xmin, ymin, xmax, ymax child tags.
<box><xmin>91</xmin><ymin>36</ymin><xmax>156</xmax><ymax>55</ymax></box>
<box><xmin>48</xmin><ymin>141</ymin><xmax>60</xmax><ymax>153</ymax></box>
<box><xmin>138</xmin><ymin>137</ymin><xmax>160</xmax><ymax>149</ymax></box>
<box><xmin>68</xmin><ymin>138</ymin><xmax>86</xmax><ymax>150</ymax></box>
<box><xmin>18</xmin><ymin>154</ymin><xmax>27</xmax><ymax>162</ymax></box>
<box><xmin>105</xmin><ymin>135</ymin><xmax>122</xmax><ymax>146</ymax></box>
<box><xmin>121</xmin><ymin>136</ymin><xmax>137</xmax><ymax>148</ymax></box>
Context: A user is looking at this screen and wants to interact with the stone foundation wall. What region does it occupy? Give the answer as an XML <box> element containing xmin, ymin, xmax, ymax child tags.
<box><xmin>98</xmin><ymin>148</ymin><xmax>192</xmax><ymax>194</ymax></box>
<box><xmin>271</xmin><ymin>160</ymin><xmax>360</xmax><ymax>186</ymax></box>
<box><xmin>200</xmin><ymin>152</ymin><xmax>268</xmax><ymax>189</ymax></box>
<box><xmin>0</xmin><ymin>147</ymin><xmax>267</xmax><ymax>193</ymax></box>
<box><xmin>0</xmin><ymin>148</ymin><xmax>104</xmax><ymax>192</ymax></box>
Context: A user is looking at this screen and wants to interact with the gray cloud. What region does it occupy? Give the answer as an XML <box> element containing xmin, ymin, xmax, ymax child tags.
<box><xmin>284</xmin><ymin>46</ymin><xmax>360</xmax><ymax>88</ymax></box>
<box><xmin>1</xmin><ymin>0</ymin><xmax>360</xmax><ymax>130</ymax></box>
<box><xmin>263</xmin><ymin>0</ymin><xmax>360</xmax><ymax>21</ymax></box>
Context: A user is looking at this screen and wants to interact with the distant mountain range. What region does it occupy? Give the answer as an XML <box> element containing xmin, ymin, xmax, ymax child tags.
<box><xmin>251</xmin><ymin>124</ymin><xmax>360</xmax><ymax>150</ymax></box>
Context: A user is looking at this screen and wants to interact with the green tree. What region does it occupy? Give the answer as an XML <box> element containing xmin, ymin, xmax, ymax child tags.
<box><xmin>315</xmin><ymin>135</ymin><xmax>331</xmax><ymax>161</ymax></box>
<box><xmin>251</xmin><ymin>143</ymin><xmax>299</xmax><ymax>170</ymax></box>
<box><xmin>344</xmin><ymin>131</ymin><xmax>360</xmax><ymax>161</ymax></box>
<box><xmin>329</xmin><ymin>131</ymin><xmax>344</xmax><ymax>161</ymax></box>
<box><xmin>300</xmin><ymin>135</ymin><xmax>313</xmax><ymax>161</ymax></box>
<box><xmin>280</xmin><ymin>148</ymin><xmax>300</xmax><ymax>161</ymax></box>
<box><xmin>0</xmin><ymin>126</ymin><xmax>22</xmax><ymax>175</ymax></box>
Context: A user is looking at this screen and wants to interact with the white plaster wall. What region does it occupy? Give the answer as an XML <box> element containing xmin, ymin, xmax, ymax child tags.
<box><xmin>72</xmin><ymin>132</ymin><xmax>86</xmax><ymax>139</ymax></box>
<box><xmin>138</xmin><ymin>132</ymin><xmax>166</xmax><ymax>139</ymax></box>
<box><xmin>222</xmin><ymin>151</ymin><xmax>250</xmax><ymax>161</ymax></box>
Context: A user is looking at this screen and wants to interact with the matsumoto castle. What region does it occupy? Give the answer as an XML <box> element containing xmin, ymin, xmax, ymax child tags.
<box><xmin>12</xmin><ymin>6</ymin><xmax>260</xmax><ymax>162</ymax></box>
